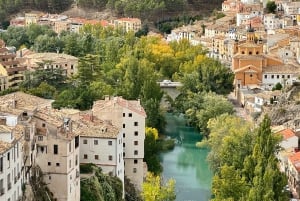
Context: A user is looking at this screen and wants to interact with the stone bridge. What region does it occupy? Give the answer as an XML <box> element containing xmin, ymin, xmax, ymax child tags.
<box><xmin>158</xmin><ymin>81</ymin><xmax>182</xmax><ymax>109</ymax></box>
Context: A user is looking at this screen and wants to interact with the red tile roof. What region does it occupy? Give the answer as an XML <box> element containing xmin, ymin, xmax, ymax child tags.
<box><xmin>279</xmin><ymin>128</ymin><xmax>296</xmax><ymax>140</ymax></box>
<box><xmin>289</xmin><ymin>152</ymin><xmax>300</xmax><ymax>172</ymax></box>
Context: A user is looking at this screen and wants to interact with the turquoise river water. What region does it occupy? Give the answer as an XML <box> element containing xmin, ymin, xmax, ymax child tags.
<box><xmin>160</xmin><ymin>113</ymin><xmax>213</xmax><ymax>201</ymax></box>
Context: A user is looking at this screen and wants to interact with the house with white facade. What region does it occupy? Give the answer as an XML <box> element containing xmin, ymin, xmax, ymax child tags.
<box><xmin>78</xmin><ymin>114</ymin><xmax>124</xmax><ymax>196</ymax></box>
<box><xmin>0</xmin><ymin>124</ymin><xmax>24</xmax><ymax>201</ymax></box>
<box><xmin>264</xmin><ymin>14</ymin><xmax>281</xmax><ymax>30</ymax></box>
<box><xmin>262</xmin><ymin>64</ymin><xmax>300</xmax><ymax>89</ymax></box>
<box><xmin>33</xmin><ymin>107</ymin><xmax>80</xmax><ymax>201</ymax></box>
<box><xmin>92</xmin><ymin>96</ymin><xmax>146</xmax><ymax>190</ymax></box>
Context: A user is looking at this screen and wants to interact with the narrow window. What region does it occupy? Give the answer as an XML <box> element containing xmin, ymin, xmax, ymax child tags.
<box><xmin>83</xmin><ymin>154</ymin><xmax>88</xmax><ymax>159</ymax></box>
<box><xmin>54</xmin><ymin>145</ymin><xmax>58</xmax><ymax>154</ymax></box>
<box><xmin>95</xmin><ymin>155</ymin><xmax>99</xmax><ymax>160</ymax></box>
<box><xmin>109</xmin><ymin>155</ymin><xmax>113</xmax><ymax>161</ymax></box>
<box><xmin>128</xmin><ymin>113</ymin><xmax>132</xmax><ymax>117</ymax></box>
<box><xmin>108</xmin><ymin>141</ymin><xmax>112</xmax><ymax>145</ymax></box>
<box><xmin>94</xmin><ymin>140</ymin><xmax>98</xmax><ymax>145</ymax></box>
<box><xmin>134</xmin><ymin>131</ymin><xmax>138</xmax><ymax>136</ymax></box>
<box><xmin>134</xmin><ymin>122</ymin><xmax>138</xmax><ymax>126</ymax></box>
<box><xmin>134</xmin><ymin>159</ymin><xmax>138</xmax><ymax>164</ymax></box>
<box><xmin>134</xmin><ymin>150</ymin><xmax>138</xmax><ymax>155</ymax></box>
<box><xmin>134</xmin><ymin>141</ymin><xmax>138</xmax><ymax>145</ymax></box>
<box><xmin>83</xmin><ymin>139</ymin><xmax>87</xmax><ymax>144</ymax></box>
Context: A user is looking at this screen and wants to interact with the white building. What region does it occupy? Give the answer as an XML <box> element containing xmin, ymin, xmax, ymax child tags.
<box><xmin>0</xmin><ymin>124</ymin><xmax>24</xmax><ymax>201</ymax></box>
<box><xmin>33</xmin><ymin>108</ymin><xmax>80</xmax><ymax>201</ymax></box>
<box><xmin>92</xmin><ymin>96</ymin><xmax>146</xmax><ymax>190</ymax></box>
<box><xmin>264</xmin><ymin>14</ymin><xmax>281</xmax><ymax>30</ymax></box>
<box><xmin>262</xmin><ymin>64</ymin><xmax>300</xmax><ymax>89</ymax></box>
<box><xmin>78</xmin><ymin>114</ymin><xmax>124</xmax><ymax>195</ymax></box>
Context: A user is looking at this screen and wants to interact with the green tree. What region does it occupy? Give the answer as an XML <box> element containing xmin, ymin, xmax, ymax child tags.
<box><xmin>141</xmin><ymin>172</ymin><xmax>176</xmax><ymax>201</ymax></box>
<box><xmin>266</xmin><ymin>1</ymin><xmax>277</xmax><ymax>14</ymax></box>
<box><xmin>144</xmin><ymin>127</ymin><xmax>162</xmax><ymax>174</ymax></box>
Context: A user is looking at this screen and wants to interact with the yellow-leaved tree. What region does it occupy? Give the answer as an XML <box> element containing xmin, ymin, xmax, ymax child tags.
<box><xmin>141</xmin><ymin>172</ymin><xmax>176</xmax><ymax>201</ymax></box>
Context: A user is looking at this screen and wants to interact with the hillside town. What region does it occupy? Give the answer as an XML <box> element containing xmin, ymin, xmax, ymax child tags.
<box><xmin>2</xmin><ymin>0</ymin><xmax>300</xmax><ymax>200</ymax></box>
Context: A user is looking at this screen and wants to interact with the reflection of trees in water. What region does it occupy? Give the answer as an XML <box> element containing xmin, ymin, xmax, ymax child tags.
<box><xmin>165</xmin><ymin>113</ymin><xmax>212</xmax><ymax>187</ymax></box>
<box><xmin>177</xmin><ymin>146</ymin><xmax>212</xmax><ymax>186</ymax></box>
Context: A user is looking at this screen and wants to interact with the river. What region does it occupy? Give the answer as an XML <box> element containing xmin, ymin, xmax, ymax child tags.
<box><xmin>160</xmin><ymin>113</ymin><xmax>212</xmax><ymax>201</ymax></box>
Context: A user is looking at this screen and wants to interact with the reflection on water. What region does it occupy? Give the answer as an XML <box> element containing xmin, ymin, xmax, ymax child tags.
<box><xmin>160</xmin><ymin>113</ymin><xmax>212</xmax><ymax>201</ymax></box>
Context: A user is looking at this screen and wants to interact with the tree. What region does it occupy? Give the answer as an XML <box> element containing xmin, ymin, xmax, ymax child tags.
<box><xmin>144</xmin><ymin>127</ymin><xmax>162</xmax><ymax>174</ymax></box>
<box><xmin>266</xmin><ymin>1</ymin><xmax>277</xmax><ymax>14</ymax></box>
<box><xmin>184</xmin><ymin>92</ymin><xmax>234</xmax><ymax>135</ymax></box>
<box><xmin>199</xmin><ymin>114</ymin><xmax>253</xmax><ymax>173</ymax></box>
<box><xmin>272</xmin><ymin>82</ymin><xmax>282</xmax><ymax>91</ymax></box>
<box><xmin>141</xmin><ymin>172</ymin><xmax>176</xmax><ymax>201</ymax></box>
<box><xmin>243</xmin><ymin>116</ymin><xmax>287</xmax><ymax>201</ymax></box>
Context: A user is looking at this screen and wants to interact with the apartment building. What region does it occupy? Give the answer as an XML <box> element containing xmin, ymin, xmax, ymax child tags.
<box><xmin>114</xmin><ymin>18</ymin><xmax>141</xmax><ymax>33</ymax></box>
<box><xmin>92</xmin><ymin>96</ymin><xmax>146</xmax><ymax>190</ymax></box>
<box><xmin>24</xmin><ymin>12</ymin><xmax>43</xmax><ymax>26</ymax></box>
<box><xmin>78</xmin><ymin>114</ymin><xmax>124</xmax><ymax>193</ymax></box>
<box><xmin>33</xmin><ymin>107</ymin><xmax>80</xmax><ymax>201</ymax></box>
<box><xmin>0</xmin><ymin>42</ymin><xmax>26</xmax><ymax>90</ymax></box>
<box><xmin>22</xmin><ymin>52</ymin><xmax>78</xmax><ymax>77</ymax></box>
<box><xmin>0</xmin><ymin>124</ymin><xmax>24</xmax><ymax>201</ymax></box>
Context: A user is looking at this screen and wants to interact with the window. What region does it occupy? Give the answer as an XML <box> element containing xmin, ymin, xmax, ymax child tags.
<box><xmin>54</xmin><ymin>145</ymin><xmax>58</xmax><ymax>154</ymax></box>
<box><xmin>75</xmin><ymin>136</ymin><xmax>79</xmax><ymax>148</ymax></box>
<box><xmin>75</xmin><ymin>155</ymin><xmax>78</xmax><ymax>165</ymax></box>
<box><xmin>134</xmin><ymin>159</ymin><xmax>138</xmax><ymax>164</ymax></box>
<box><xmin>123</xmin><ymin>152</ymin><xmax>125</xmax><ymax>157</ymax></box>
<box><xmin>109</xmin><ymin>155</ymin><xmax>113</xmax><ymax>161</ymax></box>
<box><xmin>95</xmin><ymin>155</ymin><xmax>99</xmax><ymax>160</ymax></box>
<box><xmin>133</xmin><ymin>168</ymin><xmax>137</xmax><ymax>173</ymax></box>
<box><xmin>84</xmin><ymin>154</ymin><xmax>88</xmax><ymax>159</ymax></box>
<box><xmin>134</xmin><ymin>131</ymin><xmax>138</xmax><ymax>136</ymax></box>
<box><xmin>123</xmin><ymin>113</ymin><xmax>125</xmax><ymax>117</ymax></box>
<box><xmin>288</xmin><ymin>75</ymin><xmax>290</xmax><ymax>78</ymax></box>
<box><xmin>249</xmin><ymin>74</ymin><xmax>253</xmax><ymax>78</ymax></box>
<box><xmin>277</xmin><ymin>75</ymin><xmax>280</xmax><ymax>79</ymax></box>
<box><xmin>128</xmin><ymin>113</ymin><xmax>132</xmax><ymax>117</ymax></box>
<box><xmin>264</xmin><ymin>75</ymin><xmax>267</xmax><ymax>79</ymax></box>
<box><xmin>42</xmin><ymin>123</ymin><xmax>46</xmax><ymax>127</ymax></box>
<box><xmin>94</xmin><ymin>140</ymin><xmax>98</xmax><ymax>145</ymax></box>
<box><xmin>123</xmin><ymin>143</ymin><xmax>125</xmax><ymax>147</ymax></box>
<box><xmin>256</xmin><ymin>51</ymin><xmax>259</xmax><ymax>55</ymax></box>
<box><xmin>69</xmin><ymin>143</ymin><xmax>71</xmax><ymax>152</ymax></box>
<box><xmin>134</xmin><ymin>150</ymin><xmax>138</xmax><ymax>155</ymax></box>
<box><xmin>49</xmin><ymin>176</ymin><xmax>51</xmax><ymax>180</ymax></box>
<box><xmin>7</xmin><ymin>152</ymin><xmax>10</xmax><ymax>161</ymax></box>
<box><xmin>249</xmin><ymin>51</ymin><xmax>252</xmax><ymax>55</ymax></box>
<box><xmin>108</xmin><ymin>141</ymin><xmax>112</xmax><ymax>145</ymax></box>
<box><xmin>0</xmin><ymin>157</ymin><xmax>2</xmax><ymax>172</ymax></box>
<box><xmin>38</xmin><ymin>136</ymin><xmax>43</xmax><ymax>141</ymax></box>
<box><xmin>282</xmin><ymin>75</ymin><xmax>285</xmax><ymax>78</ymax></box>
<box><xmin>123</xmin><ymin>124</ymin><xmax>125</xmax><ymax>128</ymax></box>
<box><xmin>123</xmin><ymin>133</ymin><xmax>125</xmax><ymax>138</ymax></box>
<box><xmin>241</xmin><ymin>51</ymin><xmax>245</xmax><ymax>54</ymax></box>
<box><xmin>71</xmin><ymin>65</ymin><xmax>74</xmax><ymax>70</ymax></box>
<box><xmin>134</xmin><ymin>122</ymin><xmax>138</xmax><ymax>126</ymax></box>
<box><xmin>83</xmin><ymin>139</ymin><xmax>87</xmax><ymax>144</ymax></box>
<box><xmin>271</xmin><ymin>75</ymin><xmax>274</xmax><ymax>79</ymax></box>
<box><xmin>48</xmin><ymin>162</ymin><xmax>51</xmax><ymax>166</ymax></box>
<box><xmin>56</xmin><ymin>163</ymin><xmax>60</xmax><ymax>167</ymax></box>
<box><xmin>134</xmin><ymin>141</ymin><xmax>138</xmax><ymax>146</ymax></box>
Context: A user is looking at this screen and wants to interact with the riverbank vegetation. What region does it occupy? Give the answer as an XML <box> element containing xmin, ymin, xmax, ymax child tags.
<box><xmin>80</xmin><ymin>164</ymin><xmax>123</xmax><ymax>201</ymax></box>
<box><xmin>200</xmin><ymin>114</ymin><xmax>288</xmax><ymax>201</ymax></box>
